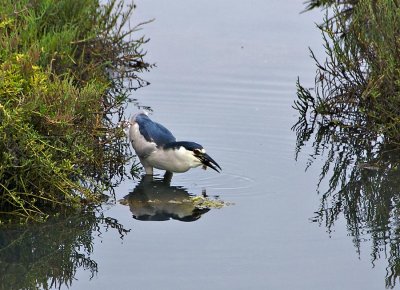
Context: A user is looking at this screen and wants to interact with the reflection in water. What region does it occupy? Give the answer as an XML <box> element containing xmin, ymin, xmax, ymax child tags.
<box><xmin>0</xmin><ymin>212</ymin><xmax>129</xmax><ymax>290</ymax></box>
<box><xmin>293</xmin><ymin>107</ymin><xmax>400</xmax><ymax>288</ymax></box>
<box><xmin>120</xmin><ymin>175</ymin><xmax>220</xmax><ymax>222</ymax></box>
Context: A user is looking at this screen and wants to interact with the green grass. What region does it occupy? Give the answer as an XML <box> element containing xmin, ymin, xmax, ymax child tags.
<box><xmin>0</xmin><ymin>0</ymin><xmax>150</xmax><ymax>223</ymax></box>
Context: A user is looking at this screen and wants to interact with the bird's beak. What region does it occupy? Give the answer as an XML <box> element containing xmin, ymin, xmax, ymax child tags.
<box><xmin>200</xmin><ymin>153</ymin><xmax>222</xmax><ymax>173</ymax></box>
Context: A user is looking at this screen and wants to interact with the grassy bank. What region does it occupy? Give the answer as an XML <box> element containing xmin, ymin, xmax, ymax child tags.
<box><xmin>0</xmin><ymin>0</ymin><xmax>149</xmax><ymax>223</ymax></box>
<box><xmin>294</xmin><ymin>0</ymin><xmax>400</xmax><ymax>142</ymax></box>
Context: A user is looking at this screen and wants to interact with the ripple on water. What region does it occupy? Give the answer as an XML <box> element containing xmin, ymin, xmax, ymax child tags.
<box><xmin>170</xmin><ymin>173</ymin><xmax>254</xmax><ymax>202</ymax></box>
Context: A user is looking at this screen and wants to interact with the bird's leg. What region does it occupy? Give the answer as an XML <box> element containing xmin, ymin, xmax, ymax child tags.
<box><xmin>163</xmin><ymin>171</ymin><xmax>173</xmax><ymax>183</ymax></box>
<box><xmin>139</xmin><ymin>157</ymin><xmax>153</xmax><ymax>175</ymax></box>
<box><xmin>144</xmin><ymin>166</ymin><xmax>153</xmax><ymax>175</ymax></box>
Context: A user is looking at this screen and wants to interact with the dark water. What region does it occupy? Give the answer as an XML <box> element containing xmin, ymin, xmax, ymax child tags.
<box><xmin>0</xmin><ymin>1</ymin><xmax>395</xmax><ymax>289</ymax></box>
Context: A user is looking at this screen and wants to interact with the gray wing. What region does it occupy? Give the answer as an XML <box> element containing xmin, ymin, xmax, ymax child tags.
<box><xmin>134</xmin><ymin>113</ymin><xmax>176</xmax><ymax>146</ymax></box>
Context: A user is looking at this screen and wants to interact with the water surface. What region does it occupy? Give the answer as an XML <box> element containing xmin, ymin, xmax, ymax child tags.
<box><xmin>2</xmin><ymin>1</ymin><xmax>393</xmax><ymax>289</ymax></box>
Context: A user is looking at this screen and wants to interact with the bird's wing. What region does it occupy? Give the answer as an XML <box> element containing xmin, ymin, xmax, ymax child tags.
<box><xmin>134</xmin><ymin>113</ymin><xmax>176</xmax><ymax>147</ymax></box>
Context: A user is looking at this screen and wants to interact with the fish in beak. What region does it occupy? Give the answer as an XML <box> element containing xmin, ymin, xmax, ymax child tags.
<box><xmin>198</xmin><ymin>152</ymin><xmax>222</xmax><ymax>173</ymax></box>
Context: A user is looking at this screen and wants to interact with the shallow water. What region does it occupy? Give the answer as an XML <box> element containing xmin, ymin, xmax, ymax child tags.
<box><xmin>1</xmin><ymin>1</ymin><xmax>393</xmax><ymax>289</ymax></box>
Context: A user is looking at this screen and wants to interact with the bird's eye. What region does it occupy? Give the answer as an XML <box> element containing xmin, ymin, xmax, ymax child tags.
<box><xmin>193</xmin><ymin>149</ymin><xmax>201</xmax><ymax>155</ymax></box>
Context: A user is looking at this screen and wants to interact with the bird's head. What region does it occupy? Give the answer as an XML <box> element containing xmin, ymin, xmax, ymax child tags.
<box><xmin>192</xmin><ymin>147</ymin><xmax>222</xmax><ymax>173</ymax></box>
<box><xmin>166</xmin><ymin>141</ymin><xmax>222</xmax><ymax>173</ymax></box>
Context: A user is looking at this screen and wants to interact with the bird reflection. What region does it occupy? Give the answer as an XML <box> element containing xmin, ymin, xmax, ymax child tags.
<box><xmin>120</xmin><ymin>174</ymin><xmax>210</xmax><ymax>222</ymax></box>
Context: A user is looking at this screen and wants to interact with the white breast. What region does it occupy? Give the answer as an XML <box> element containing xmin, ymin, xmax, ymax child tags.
<box><xmin>147</xmin><ymin>147</ymin><xmax>202</xmax><ymax>173</ymax></box>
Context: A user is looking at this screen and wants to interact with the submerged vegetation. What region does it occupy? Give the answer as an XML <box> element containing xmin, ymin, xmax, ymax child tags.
<box><xmin>294</xmin><ymin>0</ymin><xmax>400</xmax><ymax>287</ymax></box>
<box><xmin>0</xmin><ymin>0</ymin><xmax>150</xmax><ymax>223</ymax></box>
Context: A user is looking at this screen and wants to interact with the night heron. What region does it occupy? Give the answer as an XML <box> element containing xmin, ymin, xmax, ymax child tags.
<box><xmin>128</xmin><ymin>111</ymin><xmax>221</xmax><ymax>175</ymax></box>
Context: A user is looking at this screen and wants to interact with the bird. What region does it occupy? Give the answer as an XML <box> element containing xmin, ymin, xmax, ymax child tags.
<box><xmin>128</xmin><ymin>111</ymin><xmax>221</xmax><ymax>176</ymax></box>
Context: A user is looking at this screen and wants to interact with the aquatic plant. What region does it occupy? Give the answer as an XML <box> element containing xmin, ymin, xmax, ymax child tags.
<box><xmin>0</xmin><ymin>0</ymin><xmax>151</xmax><ymax>223</ymax></box>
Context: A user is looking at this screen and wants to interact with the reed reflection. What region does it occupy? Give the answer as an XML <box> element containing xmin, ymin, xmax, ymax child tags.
<box><xmin>293</xmin><ymin>105</ymin><xmax>400</xmax><ymax>288</ymax></box>
<box><xmin>0</xmin><ymin>212</ymin><xmax>129</xmax><ymax>290</ymax></box>
<box><xmin>120</xmin><ymin>175</ymin><xmax>218</xmax><ymax>222</ymax></box>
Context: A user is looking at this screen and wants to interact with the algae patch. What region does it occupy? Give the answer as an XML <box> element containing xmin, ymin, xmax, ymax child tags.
<box><xmin>190</xmin><ymin>195</ymin><xmax>234</xmax><ymax>209</ymax></box>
